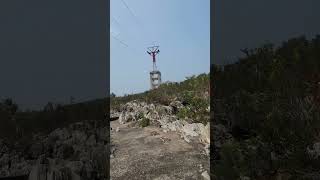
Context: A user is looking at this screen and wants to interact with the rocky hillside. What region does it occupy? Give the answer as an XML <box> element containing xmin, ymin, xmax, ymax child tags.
<box><xmin>110</xmin><ymin>73</ymin><xmax>210</xmax><ymax>149</ymax></box>
<box><xmin>0</xmin><ymin>119</ymin><xmax>109</xmax><ymax>180</ymax></box>
<box><xmin>111</xmin><ymin>73</ymin><xmax>210</xmax><ymax>124</ymax></box>
<box><xmin>110</xmin><ymin>74</ymin><xmax>210</xmax><ymax>179</ymax></box>
<box><xmin>111</xmin><ymin>100</ymin><xmax>210</xmax><ymax>147</ymax></box>
<box><xmin>212</xmin><ymin>35</ymin><xmax>320</xmax><ymax>179</ymax></box>
<box><xmin>110</xmin><ymin>100</ymin><xmax>210</xmax><ymax>179</ymax></box>
<box><xmin>0</xmin><ymin>73</ymin><xmax>210</xmax><ymax>179</ymax></box>
<box><xmin>0</xmin><ymin>97</ymin><xmax>108</xmax><ymax>179</ymax></box>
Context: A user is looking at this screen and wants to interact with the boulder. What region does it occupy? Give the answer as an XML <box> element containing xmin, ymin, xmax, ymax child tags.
<box><xmin>119</xmin><ymin>112</ymin><xmax>135</xmax><ymax>124</ymax></box>
<box><xmin>155</xmin><ymin>105</ymin><xmax>173</xmax><ymax>116</ymax></box>
<box><xmin>147</xmin><ymin>112</ymin><xmax>160</xmax><ymax>121</ymax></box>
<box><xmin>161</xmin><ymin>119</ymin><xmax>186</xmax><ymax>132</ymax></box>
<box><xmin>307</xmin><ymin>142</ymin><xmax>320</xmax><ymax>159</ymax></box>
<box><xmin>49</xmin><ymin>128</ymin><xmax>70</xmax><ymax>141</ymax></box>
<box><xmin>110</xmin><ymin>110</ymin><xmax>121</xmax><ymax>120</ymax></box>
<box><xmin>201</xmin><ymin>170</ymin><xmax>210</xmax><ymax>180</ymax></box>
<box><xmin>199</xmin><ymin>123</ymin><xmax>210</xmax><ymax>144</ymax></box>
<box><xmin>182</xmin><ymin>123</ymin><xmax>205</xmax><ymax>137</ymax></box>
<box><xmin>158</xmin><ymin>115</ymin><xmax>179</xmax><ymax>127</ymax></box>
<box><xmin>204</xmin><ymin>144</ymin><xmax>210</xmax><ymax>156</ymax></box>
<box><xmin>169</xmin><ymin>101</ymin><xmax>184</xmax><ymax>110</ymax></box>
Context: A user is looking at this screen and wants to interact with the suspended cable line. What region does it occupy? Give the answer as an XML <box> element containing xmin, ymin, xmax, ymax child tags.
<box><xmin>119</xmin><ymin>0</ymin><xmax>155</xmax><ymax>44</ymax></box>
<box><xmin>120</xmin><ymin>0</ymin><xmax>141</xmax><ymax>26</ymax></box>
<box><xmin>112</xmin><ymin>0</ymin><xmax>158</xmax><ymax>55</ymax></box>
<box><xmin>111</xmin><ymin>33</ymin><xmax>144</xmax><ymax>57</ymax></box>
<box><xmin>111</xmin><ymin>33</ymin><xmax>128</xmax><ymax>47</ymax></box>
<box><xmin>111</xmin><ymin>16</ymin><xmax>121</xmax><ymax>28</ymax></box>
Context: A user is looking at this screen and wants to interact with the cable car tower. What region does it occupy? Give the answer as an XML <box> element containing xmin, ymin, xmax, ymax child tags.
<box><xmin>147</xmin><ymin>45</ymin><xmax>162</xmax><ymax>89</ymax></box>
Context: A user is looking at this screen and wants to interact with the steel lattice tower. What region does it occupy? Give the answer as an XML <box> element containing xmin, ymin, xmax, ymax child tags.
<box><xmin>147</xmin><ymin>46</ymin><xmax>162</xmax><ymax>89</ymax></box>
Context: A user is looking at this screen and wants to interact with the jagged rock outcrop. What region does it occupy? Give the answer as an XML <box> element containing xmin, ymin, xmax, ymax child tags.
<box><xmin>0</xmin><ymin>120</ymin><xmax>109</xmax><ymax>179</ymax></box>
<box><xmin>117</xmin><ymin>101</ymin><xmax>173</xmax><ymax>125</ymax></box>
<box><xmin>111</xmin><ymin>100</ymin><xmax>210</xmax><ymax>151</ymax></box>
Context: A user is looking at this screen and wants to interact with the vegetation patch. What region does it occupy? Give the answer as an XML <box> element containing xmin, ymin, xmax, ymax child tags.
<box><xmin>111</xmin><ymin>73</ymin><xmax>210</xmax><ymax>124</ymax></box>
<box><xmin>139</xmin><ymin>117</ymin><xmax>150</xmax><ymax>128</ymax></box>
<box><xmin>213</xmin><ymin>35</ymin><xmax>320</xmax><ymax>179</ymax></box>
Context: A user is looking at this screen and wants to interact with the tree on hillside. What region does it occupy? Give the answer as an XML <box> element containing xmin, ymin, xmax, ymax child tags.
<box><xmin>110</xmin><ymin>93</ymin><xmax>116</xmax><ymax>98</ymax></box>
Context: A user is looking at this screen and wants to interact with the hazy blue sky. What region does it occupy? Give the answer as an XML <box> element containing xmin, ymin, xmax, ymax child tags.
<box><xmin>0</xmin><ymin>0</ymin><xmax>106</xmax><ymax>110</ymax></box>
<box><xmin>214</xmin><ymin>0</ymin><xmax>320</xmax><ymax>65</ymax></box>
<box><xmin>110</xmin><ymin>0</ymin><xmax>210</xmax><ymax>96</ymax></box>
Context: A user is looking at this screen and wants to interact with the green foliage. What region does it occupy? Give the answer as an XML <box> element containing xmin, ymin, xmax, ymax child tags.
<box><xmin>177</xmin><ymin>91</ymin><xmax>210</xmax><ymax>124</ymax></box>
<box><xmin>224</xmin><ymin>91</ymin><xmax>270</xmax><ymax>131</ymax></box>
<box><xmin>139</xmin><ymin>117</ymin><xmax>150</xmax><ymax>128</ymax></box>
<box><xmin>137</xmin><ymin>112</ymin><xmax>144</xmax><ymax>120</ymax></box>
<box><xmin>213</xmin><ymin>35</ymin><xmax>320</xmax><ymax>179</ymax></box>
<box><xmin>213</xmin><ymin>35</ymin><xmax>320</xmax><ymax>98</ymax></box>
<box><xmin>177</xmin><ymin>107</ymin><xmax>191</xmax><ymax>119</ymax></box>
<box><xmin>111</xmin><ymin>73</ymin><xmax>210</xmax><ymax>124</ymax></box>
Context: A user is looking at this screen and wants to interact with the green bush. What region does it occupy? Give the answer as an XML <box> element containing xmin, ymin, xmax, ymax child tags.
<box><xmin>139</xmin><ymin>118</ymin><xmax>150</xmax><ymax>128</ymax></box>
<box><xmin>175</xmin><ymin>90</ymin><xmax>210</xmax><ymax>124</ymax></box>
<box><xmin>111</xmin><ymin>73</ymin><xmax>210</xmax><ymax>109</ymax></box>
<box><xmin>110</xmin><ymin>73</ymin><xmax>210</xmax><ymax>124</ymax></box>
<box><xmin>137</xmin><ymin>112</ymin><xmax>144</xmax><ymax>120</ymax></box>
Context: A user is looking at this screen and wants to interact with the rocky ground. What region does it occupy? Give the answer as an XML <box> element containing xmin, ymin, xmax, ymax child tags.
<box><xmin>0</xmin><ymin>120</ymin><xmax>109</xmax><ymax>180</ymax></box>
<box><xmin>0</xmin><ymin>99</ymin><xmax>210</xmax><ymax>180</ymax></box>
<box><xmin>110</xmin><ymin>100</ymin><xmax>210</xmax><ymax>180</ymax></box>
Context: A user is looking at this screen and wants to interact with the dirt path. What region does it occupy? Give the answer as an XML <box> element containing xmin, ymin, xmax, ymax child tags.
<box><xmin>110</xmin><ymin>120</ymin><xmax>209</xmax><ymax>180</ymax></box>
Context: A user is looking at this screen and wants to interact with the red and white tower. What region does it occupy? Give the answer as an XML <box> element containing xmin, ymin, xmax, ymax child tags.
<box><xmin>147</xmin><ymin>46</ymin><xmax>162</xmax><ymax>89</ymax></box>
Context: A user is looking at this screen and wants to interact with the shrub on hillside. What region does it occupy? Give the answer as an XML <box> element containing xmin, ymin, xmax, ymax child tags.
<box><xmin>213</xmin><ymin>35</ymin><xmax>320</xmax><ymax>179</ymax></box>
<box><xmin>139</xmin><ymin>117</ymin><xmax>150</xmax><ymax>128</ymax></box>
<box><xmin>176</xmin><ymin>91</ymin><xmax>210</xmax><ymax>124</ymax></box>
<box><xmin>110</xmin><ymin>73</ymin><xmax>210</xmax><ymax>124</ymax></box>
